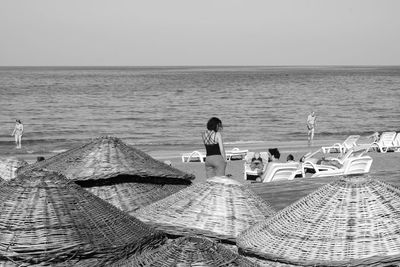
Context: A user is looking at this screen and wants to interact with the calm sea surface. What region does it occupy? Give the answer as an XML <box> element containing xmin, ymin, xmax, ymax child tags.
<box><xmin>0</xmin><ymin>66</ymin><xmax>399</xmax><ymax>155</ymax></box>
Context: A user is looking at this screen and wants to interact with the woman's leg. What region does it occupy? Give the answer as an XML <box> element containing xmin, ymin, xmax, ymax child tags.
<box><xmin>14</xmin><ymin>135</ymin><xmax>19</xmax><ymax>148</ymax></box>
<box><xmin>205</xmin><ymin>156</ymin><xmax>218</xmax><ymax>178</ymax></box>
<box><xmin>215</xmin><ymin>159</ymin><xmax>227</xmax><ymax>176</ymax></box>
<box><xmin>205</xmin><ymin>155</ymin><xmax>226</xmax><ymax>178</ymax></box>
<box><xmin>17</xmin><ymin>135</ymin><xmax>22</xmax><ymax>148</ymax></box>
<box><xmin>205</xmin><ymin>164</ymin><xmax>216</xmax><ymax>178</ymax></box>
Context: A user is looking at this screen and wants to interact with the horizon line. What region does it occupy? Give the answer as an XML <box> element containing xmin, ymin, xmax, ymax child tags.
<box><xmin>1</xmin><ymin>64</ymin><xmax>400</xmax><ymax>68</ymax></box>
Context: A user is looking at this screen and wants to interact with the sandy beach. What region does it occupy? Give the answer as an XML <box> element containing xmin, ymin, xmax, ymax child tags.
<box><xmin>170</xmin><ymin>145</ymin><xmax>400</xmax><ymax>211</ymax></box>
<box><xmin>5</xmin><ymin>138</ymin><xmax>400</xmax><ymax>212</ymax></box>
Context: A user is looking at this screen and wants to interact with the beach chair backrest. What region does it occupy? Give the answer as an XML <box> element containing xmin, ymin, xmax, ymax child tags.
<box><xmin>343</xmin><ymin>135</ymin><xmax>360</xmax><ymax>150</ymax></box>
<box><xmin>393</xmin><ymin>132</ymin><xmax>400</xmax><ymax>147</ymax></box>
<box><xmin>188</xmin><ymin>151</ymin><xmax>205</xmax><ymax>162</ymax></box>
<box><xmin>338</xmin><ymin>145</ymin><xmax>369</xmax><ymax>162</ymax></box>
<box><xmin>378</xmin><ymin>132</ymin><xmax>396</xmax><ymax>146</ymax></box>
<box><xmin>344</xmin><ymin>156</ymin><xmax>373</xmax><ymax>175</ymax></box>
<box><xmin>262</xmin><ymin>162</ymin><xmax>300</xmax><ymax>183</ymax></box>
<box><xmin>337</xmin><ymin>148</ymin><xmax>354</xmax><ymax>162</ymax></box>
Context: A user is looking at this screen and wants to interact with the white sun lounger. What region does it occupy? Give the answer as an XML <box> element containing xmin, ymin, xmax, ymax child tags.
<box><xmin>369</xmin><ymin>131</ymin><xmax>397</xmax><ymax>153</ymax></box>
<box><xmin>226</xmin><ymin>147</ymin><xmax>248</xmax><ymax>161</ymax></box>
<box><xmin>323</xmin><ymin>146</ymin><xmax>370</xmax><ymax>166</ymax></box>
<box><xmin>261</xmin><ymin>162</ymin><xmax>301</xmax><ymax>183</ymax></box>
<box><xmin>309</xmin><ymin>155</ymin><xmax>373</xmax><ymax>178</ymax></box>
<box><xmin>301</xmin><ymin>146</ymin><xmax>371</xmax><ymax>178</ymax></box>
<box><xmin>321</xmin><ymin>135</ymin><xmax>360</xmax><ymax>154</ymax></box>
<box><xmin>388</xmin><ymin>132</ymin><xmax>400</xmax><ymax>152</ymax></box>
<box><xmin>182</xmin><ymin>147</ymin><xmax>248</xmax><ymax>163</ymax></box>
<box><xmin>181</xmin><ymin>151</ymin><xmax>206</xmax><ymax>162</ymax></box>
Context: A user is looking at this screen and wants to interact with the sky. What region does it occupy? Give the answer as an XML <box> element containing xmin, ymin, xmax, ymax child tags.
<box><xmin>1</xmin><ymin>0</ymin><xmax>400</xmax><ymax>66</ymax></box>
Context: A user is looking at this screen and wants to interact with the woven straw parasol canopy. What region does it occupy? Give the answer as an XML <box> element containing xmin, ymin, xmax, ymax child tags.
<box><xmin>237</xmin><ymin>175</ymin><xmax>400</xmax><ymax>267</ymax></box>
<box><xmin>0</xmin><ymin>169</ymin><xmax>165</xmax><ymax>266</ymax></box>
<box><xmin>18</xmin><ymin>136</ymin><xmax>194</xmax><ymax>214</ymax></box>
<box><xmin>19</xmin><ymin>136</ymin><xmax>194</xmax><ymax>183</ymax></box>
<box><xmin>0</xmin><ymin>157</ymin><xmax>27</xmax><ymax>181</ymax></box>
<box><xmin>135</xmin><ymin>176</ymin><xmax>276</xmax><ymax>243</ymax></box>
<box><xmin>109</xmin><ymin>236</ymin><xmax>258</xmax><ymax>267</ymax></box>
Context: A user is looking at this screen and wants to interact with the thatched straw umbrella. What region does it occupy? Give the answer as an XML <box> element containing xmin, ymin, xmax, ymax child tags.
<box><xmin>237</xmin><ymin>175</ymin><xmax>400</xmax><ymax>267</ymax></box>
<box><xmin>0</xmin><ymin>169</ymin><xmax>165</xmax><ymax>267</ymax></box>
<box><xmin>18</xmin><ymin>136</ymin><xmax>194</xmax><ymax>214</ymax></box>
<box><xmin>135</xmin><ymin>176</ymin><xmax>276</xmax><ymax>244</ymax></box>
<box><xmin>108</xmin><ymin>236</ymin><xmax>258</xmax><ymax>267</ymax></box>
<box><xmin>0</xmin><ymin>157</ymin><xmax>27</xmax><ymax>181</ymax></box>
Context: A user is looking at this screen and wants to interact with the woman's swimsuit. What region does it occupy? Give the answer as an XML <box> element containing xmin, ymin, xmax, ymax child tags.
<box><xmin>203</xmin><ymin>131</ymin><xmax>221</xmax><ymax>156</ymax></box>
<box><xmin>14</xmin><ymin>124</ymin><xmax>23</xmax><ymax>135</ymax></box>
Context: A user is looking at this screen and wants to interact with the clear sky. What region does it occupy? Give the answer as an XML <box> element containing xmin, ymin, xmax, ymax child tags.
<box><xmin>1</xmin><ymin>0</ymin><xmax>399</xmax><ymax>66</ymax></box>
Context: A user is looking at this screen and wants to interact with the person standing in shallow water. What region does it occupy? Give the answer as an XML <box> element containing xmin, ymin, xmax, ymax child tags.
<box><xmin>11</xmin><ymin>119</ymin><xmax>24</xmax><ymax>149</ymax></box>
<box><xmin>202</xmin><ymin>117</ymin><xmax>226</xmax><ymax>178</ymax></box>
<box><xmin>307</xmin><ymin>111</ymin><xmax>317</xmax><ymax>144</ymax></box>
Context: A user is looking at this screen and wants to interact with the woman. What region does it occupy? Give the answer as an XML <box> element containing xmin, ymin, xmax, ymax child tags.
<box><xmin>11</xmin><ymin>119</ymin><xmax>24</xmax><ymax>149</ymax></box>
<box><xmin>202</xmin><ymin>117</ymin><xmax>226</xmax><ymax>178</ymax></box>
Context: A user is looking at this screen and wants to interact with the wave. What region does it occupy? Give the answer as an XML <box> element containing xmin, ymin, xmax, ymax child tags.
<box><xmin>224</xmin><ymin>140</ymin><xmax>265</xmax><ymax>145</ymax></box>
<box><xmin>285</xmin><ymin>130</ymin><xmax>383</xmax><ymax>139</ymax></box>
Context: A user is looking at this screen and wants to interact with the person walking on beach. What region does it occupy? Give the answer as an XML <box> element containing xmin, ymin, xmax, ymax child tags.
<box><xmin>307</xmin><ymin>111</ymin><xmax>316</xmax><ymax>144</ymax></box>
<box><xmin>11</xmin><ymin>119</ymin><xmax>24</xmax><ymax>149</ymax></box>
<box><xmin>202</xmin><ymin>117</ymin><xmax>226</xmax><ymax>178</ymax></box>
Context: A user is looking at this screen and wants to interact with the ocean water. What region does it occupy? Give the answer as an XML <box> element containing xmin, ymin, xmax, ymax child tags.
<box><xmin>0</xmin><ymin>66</ymin><xmax>399</xmax><ymax>156</ymax></box>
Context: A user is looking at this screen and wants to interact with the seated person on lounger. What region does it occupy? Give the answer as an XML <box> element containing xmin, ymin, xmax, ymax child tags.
<box><xmin>367</xmin><ymin>132</ymin><xmax>380</xmax><ymax>142</ymax></box>
<box><xmin>299</xmin><ymin>151</ymin><xmax>342</xmax><ymax>168</ymax></box>
<box><xmin>286</xmin><ymin>154</ymin><xmax>295</xmax><ymax>162</ymax></box>
<box><xmin>316</xmin><ymin>157</ymin><xmax>343</xmax><ymax>169</ymax></box>
<box><xmin>268</xmin><ymin>148</ymin><xmax>281</xmax><ymax>162</ymax></box>
<box><xmin>250</xmin><ymin>152</ymin><xmax>264</xmax><ymax>175</ymax></box>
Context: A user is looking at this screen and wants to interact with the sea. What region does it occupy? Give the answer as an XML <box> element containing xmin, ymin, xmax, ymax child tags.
<box><xmin>0</xmin><ymin>66</ymin><xmax>399</xmax><ymax>159</ymax></box>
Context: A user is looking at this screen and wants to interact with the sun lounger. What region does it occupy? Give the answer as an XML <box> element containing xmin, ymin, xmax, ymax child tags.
<box><xmin>310</xmin><ymin>155</ymin><xmax>373</xmax><ymax>178</ymax></box>
<box><xmin>226</xmin><ymin>148</ymin><xmax>248</xmax><ymax>161</ymax></box>
<box><xmin>262</xmin><ymin>162</ymin><xmax>300</xmax><ymax>183</ymax></box>
<box><xmin>243</xmin><ymin>152</ymin><xmax>269</xmax><ymax>180</ymax></box>
<box><xmin>183</xmin><ymin>147</ymin><xmax>248</xmax><ymax>163</ymax></box>
<box><xmin>301</xmin><ymin>146</ymin><xmax>371</xmax><ymax>178</ymax></box>
<box><xmin>321</xmin><ymin>135</ymin><xmax>360</xmax><ymax>154</ymax></box>
<box><xmin>181</xmin><ymin>151</ymin><xmax>206</xmax><ymax>162</ymax></box>
<box><xmin>369</xmin><ymin>131</ymin><xmax>396</xmax><ymax>153</ymax></box>
<box><xmin>301</xmin><ymin>160</ymin><xmax>338</xmax><ymax>177</ymax></box>
<box><xmin>388</xmin><ymin>132</ymin><xmax>400</xmax><ymax>152</ymax></box>
<box><xmin>323</xmin><ymin>146</ymin><xmax>369</xmax><ymax>165</ymax></box>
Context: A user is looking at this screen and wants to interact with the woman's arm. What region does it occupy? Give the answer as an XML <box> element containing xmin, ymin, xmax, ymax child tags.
<box><xmin>216</xmin><ymin>132</ymin><xmax>226</xmax><ymax>161</ymax></box>
<box><xmin>11</xmin><ymin>126</ymin><xmax>16</xmax><ymax>136</ymax></box>
<box><xmin>21</xmin><ymin>124</ymin><xmax>24</xmax><ymax>136</ymax></box>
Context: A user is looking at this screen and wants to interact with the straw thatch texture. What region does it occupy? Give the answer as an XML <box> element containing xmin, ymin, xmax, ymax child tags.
<box><xmin>0</xmin><ymin>169</ymin><xmax>165</xmax><ymax>266</ymax></box>
<box><xmin>17</xmin><ymin>136</ymin><xmax>194</xmax><ymax>214</ymax></box>
<box><xmin>18</xmin><ymin>136</ymin><xmax>194</xmax><ymax>184</ymax></box>
<box><xmin>85</xmin><ymin>183</ymin><xmax>188</xmax><ymax>215</ymax></box>
<box><xmin>109</xmin><ymin>236</ymin><xmax>258</xmax><ymax>267</ymax></box>
<box><xmin>135</xmin><ymin>176</ymin><xmax>276</xmax><ymax>243</ymax></box>
<box><xmin>0</xmin><ymin>158</ymin><xmax>27</xmax><ymax>181</ymax></box>
<box><xmin>238</xmin><ymin>175</ymin><xmax>400</xmax><ymax>267</ymax></box>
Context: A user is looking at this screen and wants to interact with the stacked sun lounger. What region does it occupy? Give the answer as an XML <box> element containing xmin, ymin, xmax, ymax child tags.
<box><xmin>322</xmin><ymin>132</ymin><xmax>400</xmax><ymax>154</ymax></box>
<box><xmin>182</xmin><ymin>148</ymin><xmax>248</xmax><ymax>162</ymax></box>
